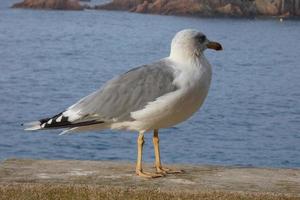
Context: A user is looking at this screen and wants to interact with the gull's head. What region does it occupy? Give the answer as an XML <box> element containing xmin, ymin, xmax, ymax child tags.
<box><xmin>170</xmin><ymin>29</ymin><xmax>222</xmax><ymax>61</ymax></box>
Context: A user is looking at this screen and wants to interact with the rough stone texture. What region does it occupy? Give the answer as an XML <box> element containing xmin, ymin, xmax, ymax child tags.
<box><xmin>96</xmin><ymin>0</ymin><xmax>300</xmax><ymax>17</ymax></box>
<box><xmin>0</xmin><ymin>159</ymin><xmax>300</xmax><ymax>199</ymax></box>
<box><xmin>255</xmin><ymin>0</ymin><xmax>281</xmax><ymax>15</ymax></box>
<box><xmin>12</xmin><ymin>0</ymin><xmax>84</xmax><ymax>10</ymax></box>
<box><xmin>95</xmin><ymin>0</ymin><xmax>143</xmax><ymax>10</ymax></box>
<box><xmin>216</xmin><ymin>3</ymin><xmax>243</xmax><ymax>16</ymax></box>
<box><xmin>135</xmin><ymin>1</ymin><xmax>149</xmax><ymax>13</ymax></box>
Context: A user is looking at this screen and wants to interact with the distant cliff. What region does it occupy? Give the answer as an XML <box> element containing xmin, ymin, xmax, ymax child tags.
<box><xmin>12</xmin><ymin>0</ymin><xmax>84</xmax><ymax>10</ymax></box>
<box><xmin>11</xmin><ymin>0</ymin><xmax>300</xmax><ymax>18</ymax></box>
<box><xmin>96</xmin><ymin>0</ymin><xmax>300</xmax><ymax>18</ymax></box>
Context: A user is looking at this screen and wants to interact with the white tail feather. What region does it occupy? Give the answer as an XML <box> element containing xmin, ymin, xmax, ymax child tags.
<box><xmin>23</xmin><ymin>121</ymin><xmax>42</xmax><ymax>131</ymax></box>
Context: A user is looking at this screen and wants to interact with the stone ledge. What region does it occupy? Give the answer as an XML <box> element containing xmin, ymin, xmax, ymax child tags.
<box><xmin>0</xmin><ymin>159</ymin><xmax>299</xmax><ymax>200</ymax></box>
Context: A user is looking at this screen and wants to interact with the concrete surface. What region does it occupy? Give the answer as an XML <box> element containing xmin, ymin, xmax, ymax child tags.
<box><xmin>0</xmin><ymin>159</ymin><xmax>299</xmax><ymax>199</ymax></box>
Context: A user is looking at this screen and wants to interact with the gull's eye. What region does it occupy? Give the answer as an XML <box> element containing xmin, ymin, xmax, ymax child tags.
<box><xmin>197</xmin><ymin>35</ymin><xmax>206</xmax><ymax>43</ymax></box>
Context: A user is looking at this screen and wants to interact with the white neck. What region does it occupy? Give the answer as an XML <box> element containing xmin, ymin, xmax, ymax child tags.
<box><xmin>169</xmin><ymin>44</ymin><xmax>204</xmax><ymax>64</ymax></box>
<box><xmin>169</xmin><ymin>50</ymin><xmax>207</xmax><ymax>67</ymax></box>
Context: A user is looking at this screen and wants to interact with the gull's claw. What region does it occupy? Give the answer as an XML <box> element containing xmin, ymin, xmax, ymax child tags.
<box><xmin>136</xmin><ymin>170</ymin><xmax>165</xmax><ymax>178</ymax></box>
<box><xmin>156</xmin><ymin>166</ymin><xmax>184</xmax><ymax>174</ymax></box>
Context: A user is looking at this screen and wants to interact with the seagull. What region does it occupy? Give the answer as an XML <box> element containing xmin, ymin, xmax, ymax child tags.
<box><xmin>24</xmin><ymin>29</ymin><xmax>222</xmax><ymax>178</ymax></box>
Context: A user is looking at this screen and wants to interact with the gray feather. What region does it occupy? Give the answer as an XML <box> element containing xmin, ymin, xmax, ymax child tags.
<box><xmin>68</xmin><ymin>59</ymin><xmax>178</xmax><ymax>122</ymax></box>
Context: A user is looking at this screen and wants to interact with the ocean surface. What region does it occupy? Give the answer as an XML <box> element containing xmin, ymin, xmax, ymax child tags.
<box><xmin>0</xmin><ymin>0</ymin><xmax>299</xmax><ymax>168</ymax></box>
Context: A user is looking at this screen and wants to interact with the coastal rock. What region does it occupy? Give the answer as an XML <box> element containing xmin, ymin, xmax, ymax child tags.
<box><xmin>96</xmin><ymin>0</ymin><xmax>300</xmax><ymax>18</ymax></box>
<box><xmin>148</xmin><ymin>0</ymin><xmax>165</xmax><ymax>13</ymax></box>
<box><xmin>98</xmin><ymin>0</ymin><xmax>205</xmax><ymax>15</ymax></box>
<box><xmin>216</xmin><ymin>3</ymin><xmax>243</xmax><ymax>16</ymax></box>
<box><xmin>160</xmin><ymin>0</ymin><xmax>204</xmax><ymax>15</ymax></box>
<box><xmin>135</xmin><ymin>1</ymin><xmax>149</xmax><ymax>13</ymax></box>
<box><xmin>12</xmin><ymin>0</ymin><xmax>83</xmax><ymax>10</ymax></box>
<box><xmin>255</xmin><ymin>0</ymin><xmax>281</xmax><ymax>15</ymax></box>
<box><xmin>95</xmin><ymin>0</ymin><xmax>240</xmax><ymax>16</ymax></box>
<box><xmin>96</xmin><ymin>0</ymin><xmax>144</xmax><ymax>11</ymax></box>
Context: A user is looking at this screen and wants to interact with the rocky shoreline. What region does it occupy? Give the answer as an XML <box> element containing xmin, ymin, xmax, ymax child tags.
<box><xmin>12</xmin><ymin>0</ymin><xmax>85</xmax><ymax>10</ymax></box>
<box><xmin>96</xmin><ymin>0</ymin><xmax>300</xmax><ymax>18</ymax></box>
<box><xmin>11</xmin><ymin>0</ymin><xmax>300</xmax><ymax>19</ymax></box>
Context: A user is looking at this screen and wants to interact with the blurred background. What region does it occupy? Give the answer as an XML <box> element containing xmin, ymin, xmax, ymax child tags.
<box><xmin>0</xmin><ymin>0</ymin><xmax>299</xmax><ymax>168</ymax></box>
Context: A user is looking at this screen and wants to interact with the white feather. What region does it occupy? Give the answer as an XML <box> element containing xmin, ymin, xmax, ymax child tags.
<box><xmin>62</xmin><ymin>110</ymin><xmax>81</xmax><ymax>122</ymax></box>
<box><xmin>23</xmin><ymin>121</ymin><xmax>41</xmax><ymax>131</ymax></box>
<box><xmin>56</xmin><ymin>115</ymin><xmax>62</xmax><ymax>122</ymax></box>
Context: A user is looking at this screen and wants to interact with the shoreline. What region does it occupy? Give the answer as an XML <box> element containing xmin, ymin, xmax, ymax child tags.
<box><xmin>92</xmin><ymin>8</ymin><xmax>300</xmax><ymax>21</ymax></box>
<box><xmin>95</xmin><ymin>0</ymin><xmax>300</xmax><ymax>20</ymax></box>
<box><xmin>10</xmin><ymin>0</ymin><xmax>300</xmax><ymax>20</ymax></box>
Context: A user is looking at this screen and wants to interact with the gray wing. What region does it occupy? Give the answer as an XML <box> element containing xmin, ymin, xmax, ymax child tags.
<box><xmin>67</xmin><ymin>59</ymin><xmax>178</xmax><ymax>122</ymax></box>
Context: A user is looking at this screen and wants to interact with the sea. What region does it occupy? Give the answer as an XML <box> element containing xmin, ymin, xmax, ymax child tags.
<box><xmin>0</xmin><ymin>0</ymin><xmax>299</xmax><ymax>168</ymax></box>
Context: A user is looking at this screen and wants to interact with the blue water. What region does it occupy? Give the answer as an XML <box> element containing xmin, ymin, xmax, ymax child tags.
<box><xmin>0</xmin><ymin>0</ymin><xmax>300</xmax><ymax>168</ymax></box>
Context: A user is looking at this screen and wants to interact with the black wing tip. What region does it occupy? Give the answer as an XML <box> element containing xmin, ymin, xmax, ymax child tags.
<box><xmin>27</xmin><ymin>111</ymin><xmax>105</xmax><ymax>130</ymax></box>
<box><xmin>39</xmin><ymin>112</ymin><xmax>105</xmax><ymax>129</ymax></box>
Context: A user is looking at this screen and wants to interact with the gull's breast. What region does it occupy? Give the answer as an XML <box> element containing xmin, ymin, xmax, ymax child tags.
<box><xmin>160</xmin><ymin>61</ymin><xmax>212</xmax><ymax>128</ymax></box>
